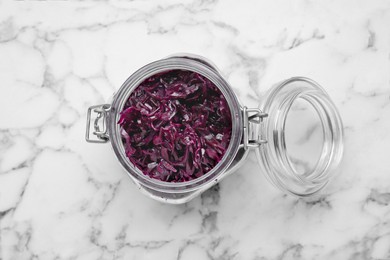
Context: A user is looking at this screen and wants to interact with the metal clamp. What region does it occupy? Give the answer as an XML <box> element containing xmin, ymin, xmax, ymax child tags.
<box><xmin>86</xmin><ymin>104</ymin><xmax>111</xmax><ymax>143</ymax></box>
<box><xmin>243</xmin><ymin>106</ymin><xmax>268</xmax><ymax>150</ymax></box>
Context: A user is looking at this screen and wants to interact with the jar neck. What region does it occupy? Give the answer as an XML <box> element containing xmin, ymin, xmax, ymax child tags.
<box><xmin>108</xmin><ymin>56</ymin><xmax>243</xmax><ymax>193</ymax></box>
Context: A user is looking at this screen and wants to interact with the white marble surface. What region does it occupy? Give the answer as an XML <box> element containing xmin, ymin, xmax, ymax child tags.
<box><xmin>1</xmin><ymin>0</ymin><xmax>390</xmax><ymax>259</ymax></box>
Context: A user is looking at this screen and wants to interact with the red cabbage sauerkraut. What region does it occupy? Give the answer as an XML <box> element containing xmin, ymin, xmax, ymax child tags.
<box><xmin>118</xmin><ymin>69</ymin><xmax>232</xmax><ymax>182</ymax></box>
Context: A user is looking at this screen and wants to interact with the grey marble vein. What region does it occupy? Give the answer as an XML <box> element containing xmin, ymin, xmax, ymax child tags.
<box><xmin>1</xmin><ymin>0</ymin><xmax>390</xmax><ymax>259</ymax></box>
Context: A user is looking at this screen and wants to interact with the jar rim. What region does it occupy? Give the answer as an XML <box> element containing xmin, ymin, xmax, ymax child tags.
<box><xmin>107</xmin><ymin>56</ymin><xmax>243</xmax><ymax>193</ymax></box>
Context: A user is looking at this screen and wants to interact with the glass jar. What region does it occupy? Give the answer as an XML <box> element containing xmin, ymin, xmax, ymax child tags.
<box><xmin>85</xmin><ymin>54</ymin><xmax>344</xmax><ymax>204</ymax></box>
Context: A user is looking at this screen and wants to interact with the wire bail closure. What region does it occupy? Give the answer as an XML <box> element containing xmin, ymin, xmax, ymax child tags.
<box><xmin>86</xmin><ymin>104</ymin><xmax>111</xmax><ymax>143</ymax></box>
<box><xmin>243</xmin><ymin>106</ymin><xmax>268</xmax><ymax>150</ymax></box>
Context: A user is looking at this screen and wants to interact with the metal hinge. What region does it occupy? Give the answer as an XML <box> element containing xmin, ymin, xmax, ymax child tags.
<box><xmin>85</xmin><ymin>104</ymin><xmax>111</xmax><ymax>143</ymax></box>
<box><xmin>243</xmin><ymin>106</ymin><xmax>268</xmax><ymax>150</ymax></box>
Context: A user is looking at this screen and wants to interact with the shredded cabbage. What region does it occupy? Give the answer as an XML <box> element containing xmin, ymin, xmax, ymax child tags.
<box><xmin>118</xmin><ymin>70</ymin><xmax>232</xmax><ymax>182</ymax></box>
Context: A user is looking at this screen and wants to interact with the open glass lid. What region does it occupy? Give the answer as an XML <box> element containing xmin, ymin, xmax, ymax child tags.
<box><xmin>254</xmin><ymin>77</ymin><xmax>344</xmax><ymax>197</ymax></box>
